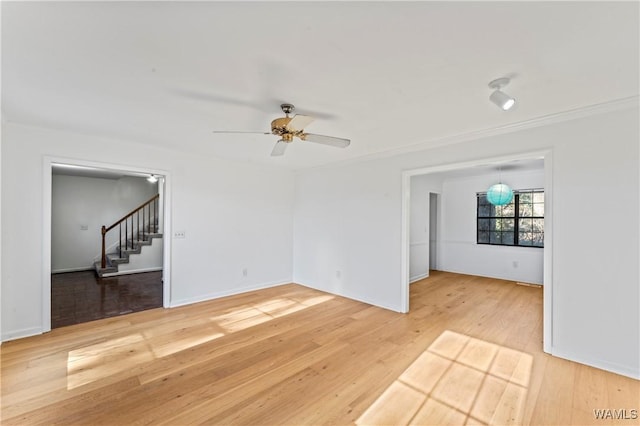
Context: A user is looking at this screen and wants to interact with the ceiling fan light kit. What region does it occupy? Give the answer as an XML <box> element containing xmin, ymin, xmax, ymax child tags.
<box><xmin>215</xmin><ymin>103</ymin><xmax>350</xmax><ymax>157</ymax></box>
<box><xmin>488</xmin><ymin>77</ymin><xmax>516</xmax><ymax>111</ymax></box>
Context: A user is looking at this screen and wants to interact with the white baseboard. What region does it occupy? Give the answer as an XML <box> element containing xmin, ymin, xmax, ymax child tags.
<box><xmin>52</xmin><ymin>266</ymin><xmax>94</xmax><ymax>274</ymax></box>
<box><xmin>2</xmin><ymin>326</ymin><xmax>44</xmax><ymax>342</ymax></box>
<box><xmin>169</xmin><ymin>279</ymin><xmax>292</xmax><ymax>308</ymax></box>
<box><xmin>295</xmin><ymin>281</ymin><xmax>403</xmax><ymax>313</ymax></box>
<box><xmin>552</xmin><ymin>346</ymin><xmax>640</xmax><ymax>380</ymax></box>
<box><xmin>100</xmin><ymin>267</ymin><xmax>163</xmax><ymax>278</ymax></box>
<box><xmin>410</xmin><ymin>272</ymin><xmax>429</xmax><ymax>283</ymax></box>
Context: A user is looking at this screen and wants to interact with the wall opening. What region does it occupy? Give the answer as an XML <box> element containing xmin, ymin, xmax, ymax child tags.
<box><xmin>43</xmin><ymin>157</ymin><xmax>171</xmax><ymax>332</ymax></box>
<box><xmin>401</xmin><ymin>150</ymin><xmax>552</xmax><ymax>354</ymax></box>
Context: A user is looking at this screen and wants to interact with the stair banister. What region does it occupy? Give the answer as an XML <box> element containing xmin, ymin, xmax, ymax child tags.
<box><xmin>100</xmin><ymin>194</ymin><xmax>160</xmax><ymax>269</ymax></box>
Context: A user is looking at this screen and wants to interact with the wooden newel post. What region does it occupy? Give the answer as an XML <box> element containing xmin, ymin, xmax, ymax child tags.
<box><xmin>101</xmin><ymin>225</ymin><xmax>107</xmax><ymax>268</ymax></box>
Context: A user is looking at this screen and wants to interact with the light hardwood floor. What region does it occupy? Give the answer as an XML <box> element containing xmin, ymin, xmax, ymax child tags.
<box><xmin>1</xmin><ymin>271</ymin><xmax>638</xmax><ymax>425</ymax></box>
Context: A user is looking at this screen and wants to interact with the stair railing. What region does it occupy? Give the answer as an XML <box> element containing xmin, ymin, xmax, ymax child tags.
<box><xmin>101</xmin><ymin>194</ymin><xmax>160</xmax><ymax>269</ymax></box>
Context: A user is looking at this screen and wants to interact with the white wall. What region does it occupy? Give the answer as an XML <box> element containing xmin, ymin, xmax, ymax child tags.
<box><xmin>1</xmin><ymin>122</ymin><xmax>295</xmax><ymax>340</ymax></box>
<box><xmin>293</xmin><ymin>105</ymin><xmax>639</xmax><ymax>379</ymax></box>
<box><xmin>113</xmin><ymin>236</ymin><xmax>163</xmax><ymax>275</ymax></box>
<box><xmin>0</xmin><ymin>122</ymin><xmax>3</xmax><ymax>346</ymax></box>
<box><xmin>439</xmin><ymin>169</ymin><xmax>544</xmax><ymax>284</ymax></box>
<box><xmin>409</xmin><ymin>174</ymin><xmax>442</xmax><ymax>282</ymax></box>
<box><xmin>52</xmin><ymin>174</ymin><xmax>157</xmax><ymax>272</ymax></box>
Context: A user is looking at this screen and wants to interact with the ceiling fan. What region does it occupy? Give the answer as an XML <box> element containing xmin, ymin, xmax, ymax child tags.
<box><xmin>213</xmin><ymin>103</ymin><xmax>350</xmax><ymax>156</ymax></box>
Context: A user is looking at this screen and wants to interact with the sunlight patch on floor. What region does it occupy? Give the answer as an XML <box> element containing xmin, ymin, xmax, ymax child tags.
<box><xmin>210</xmin><ymin>295</ymin><xmax>335</xmax><ymax>333</ymax></box>
<box><xmin>356</xmin><ymin>330</ymin><xmax>533</xmax><ymax>425</ymax></box>
<box><xmin>66</xmin><ymin>293</ymin><xmax>334</xmax><ymax>390</ymax></box>
<box><xmin>67</xmin><ymin>333</ymin><xmax>153</xmax><ymax>390</ymax></box>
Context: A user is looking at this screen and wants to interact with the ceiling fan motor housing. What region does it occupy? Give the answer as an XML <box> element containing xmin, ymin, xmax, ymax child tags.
<box><xmin>271</xmin><ymin>116</ymin><xmax>299</xmax><ymax>142</ymax></box>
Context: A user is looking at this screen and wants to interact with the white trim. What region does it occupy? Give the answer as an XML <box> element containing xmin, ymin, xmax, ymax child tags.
<box><xmin>100</xmin><ymin>267</ymin><xmax>163</xmax><ymax>278</ymax></box>
<box><xmin>299</xmin><ymin>280</ymin><xmax>402</xmax><ymax>313</ymax></box>
<box><xmin>400</xmin><ymin>172</ymin><xmax>411</xmax><ymax>313</ymax></box>
<box><xmin>2</xmin><ymin>326</ymin><xmax>44</xmax><ymax>342</ymax></box>
<box><xmin>162</xmin><ymin>175</ymin><xmax>171</xmax><ymax>308</ymax></box>
<box><xmin>410</xmin><ymin>273</ymin><xmax>429</xmax><ymax>283</ymax></box>
<box><xmin>304</xmin><ymin>96</ymin><xmax>639</xmax><ymax>172</ymax></box>
<box><xmin>543</xmin><ymin>151</ymin><xmax>554</xmax><ymax>354</ymax></box>
<box><xmin>433</xmin><ymin>267</ymin><xmax>543</xmax><ymax>286</ymax></box>
<box><xmin>169</xmin><ymin>279</ymin><xmax>291</xmax><ymax>308</ymax></box>
<box><xmin>401</xmin><ymin>149</ymin><xmax>553</xmax><ymax>351</ymax></box>
<box><xmin>409</xmin><ymin>241</ymin><xmax>429</xmax><ymax>247</ymax></box>
<box><xmin>42</xmin><ymin>158</ymin><xmax>52</xmax><ymax>333</ymax></box>
<box><xmin>43</xmin><ymin>156</ymin><xmax>171</xmax><ymax>334</ymax></box>
<box><xmin>52</xmin><ymin>267</ymin><xmax>94</xmax><ymax>274</ymax></box>
<box><xmin>551</xmin><ymin>347</ymin><xmax>640</xmax><ymax>380</ymax></box>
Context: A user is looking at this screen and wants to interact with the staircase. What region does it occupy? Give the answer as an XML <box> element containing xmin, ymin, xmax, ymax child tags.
<box><xmin>94</xmin><ymin>194</ymin><xmax>162</xmax><ymax>278</ymax></box>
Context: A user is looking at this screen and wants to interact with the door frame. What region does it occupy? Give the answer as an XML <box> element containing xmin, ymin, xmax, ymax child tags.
<box><xmin>400</xmin><ymin>149</ymin><xmax>553</xmax><ymax>354</ymax></box>
<box><xmin>43</xmin><ymin>156</ymin><xmax>172</xmax><ymax>333</ymax></box>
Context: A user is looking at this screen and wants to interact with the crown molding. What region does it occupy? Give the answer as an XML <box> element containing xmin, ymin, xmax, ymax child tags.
<box><xmin>299</xmin><ymin>96</ymin><xmax>639</xmax><ymax>172</ymax></box>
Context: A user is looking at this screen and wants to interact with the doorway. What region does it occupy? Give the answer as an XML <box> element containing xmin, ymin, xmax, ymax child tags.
<box><xmin>43</xmin><ymin>157</ymin><xmax>172</xmax><ymax>332</ymax></box>
<box><xmin>401</xmin><ymin>150</ymin><xmax>553</xmax><ymax>354</ymax></box>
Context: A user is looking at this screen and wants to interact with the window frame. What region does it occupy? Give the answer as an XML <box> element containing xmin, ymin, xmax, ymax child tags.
<box><xmin>476</xmin><ymin>189</ymin><xmax>544</xmax><ymax>248</ymax></box>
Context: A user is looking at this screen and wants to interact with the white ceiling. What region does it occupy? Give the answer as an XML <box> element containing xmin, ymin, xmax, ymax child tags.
<box><xmin>2</xmin><ymin>2</ymin><xmax>638</xmax><ymax>170</ymax></box>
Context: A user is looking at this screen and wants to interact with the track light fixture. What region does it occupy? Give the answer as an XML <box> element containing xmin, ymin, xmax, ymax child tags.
<box><xmin>488</xmin><ymin>77</ymin><xmax>516</xmax><ymax>111</ymax></box>
<box><xmin>147</xmin><ymin>174</ymin><xmax>158</xmax><ymax>183</ymax></box>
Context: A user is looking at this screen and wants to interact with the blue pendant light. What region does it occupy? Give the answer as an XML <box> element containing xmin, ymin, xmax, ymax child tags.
<box><xmin>487</xmin><ymin>183</ymin><xmax>514</xmax><ymax>206</ymax></box>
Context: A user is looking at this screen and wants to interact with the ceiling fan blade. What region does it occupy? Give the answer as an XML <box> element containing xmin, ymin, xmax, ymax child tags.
<box><xmin>301</xmin><ymin>133</ymin><xmax>351</xmax><ymax>148</ymax></box>
<box><xmin>286</xmin><ymin>114</ymin><xmax>314</xmax><ymax>132</ymax></box>
<box><xmin>271</xmin><ymin>140</ymin><xmax>288</xmax><ymax>156</ymax></box>
<box><xmin>212</xmin><ymin>131</ymin><xmax>271</xmax><ymax>134</ymax></box>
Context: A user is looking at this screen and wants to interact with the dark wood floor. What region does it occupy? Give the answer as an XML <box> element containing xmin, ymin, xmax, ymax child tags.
<box><xmin>51</xmin><ymin>270</ymin><xmax>163</xmax><ymax>328</ymax></box>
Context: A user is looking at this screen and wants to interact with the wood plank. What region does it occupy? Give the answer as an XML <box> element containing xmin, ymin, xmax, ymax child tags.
<box><xmin>1</xmin><ymin>273</ymin><xmax>638</xmax><ymax>425</ymax></box>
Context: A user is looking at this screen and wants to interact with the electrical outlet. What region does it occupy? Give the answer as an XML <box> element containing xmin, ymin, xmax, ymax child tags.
<box><xmin>336</xmin><ymin>270</ymin><xmax>341</xmax><ymax>279</ymax></box>
<box><xmin>80</xmin><ymin>225</ymin><xmax>88</xmax><ymax>231</ymax></box>
<box><xmin>242</xmin><ymin>268</ymin><xmax>248</xmax><ymax>277</ymax></box>
<box><xmin>512</xmin><ymin>260</ymin><xmax>519</xmax><ymax>268</ymax></box>
<box><xmin>174</xmin><ymin>231</ymin><xmax>186</xmax><ymax>239</ymax></box>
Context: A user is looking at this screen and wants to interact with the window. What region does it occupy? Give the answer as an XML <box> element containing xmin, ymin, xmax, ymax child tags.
<box><xmin>477</xmin><ymin>189</ymin><xmax>544</xmax><ymax>247</ymax></box>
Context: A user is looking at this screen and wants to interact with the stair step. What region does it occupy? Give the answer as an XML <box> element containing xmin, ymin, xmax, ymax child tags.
<box><xmin>97</xmin><ymin>231</ymin><xmax>162</xmax><ymax>278</ymax></box>
<box><xmin>107</xmin><ymin>254</ymin><xmax>129</xmax><ymax>265</ymax></box>
<box><xmin>93</xmin><ymin>261</ymin><xmax>117</xmax><ymax>277</ymax></box>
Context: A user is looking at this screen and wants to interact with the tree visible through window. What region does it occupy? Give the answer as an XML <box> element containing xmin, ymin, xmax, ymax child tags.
<box><xmin>477</xmin><ymin>190</ymin><xmax>544</xmax><ymax>247</ymax></box>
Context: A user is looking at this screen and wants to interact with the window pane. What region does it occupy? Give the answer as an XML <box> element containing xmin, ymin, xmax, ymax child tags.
<box><xmin>519</xmin><ymin>232</ymin><xmax>533</xmax><ymax>246</ymax></box>
<box><xmin>532</xmin><ymin>218</ymin><xmax>544</xmax><ymax>232</ymax></box>
<box><xmin>490</xmin><ymin>231</ymin><xmax>502</xmax><ymax>244</ymax></box>
<box><xmin>519</xmin><ymin>192</ymin><xmax>532</xmax><ymax>203</ymax></box>
<box><xmin>519</xmin><ymin>203</ymin><xmax>533</xmax><ymax>217</ymax></box>
<box><xmin>502</xmin><ymin>232</ymin><xmax>515</xmax><ymax>245</ymax></box>
<box><xmin>532</xmin><ymin>232</ymin><xmax>544</xmax><ymax>246</ymax></box>
<box><xmin>533</xmin><ymin>203</ymin><xmax>544</xmax><ymax>217</ymax></box>
<box><xmin>478</xmin><ymin>204</ymin><xmax>492</xmax><ymax>217</ymax></box>
<box><xmin>478</xmin><ymin>194</ymin><xmax>490</xmax><ymax>205</ymax></box>
<box><xmin>478</xmin><ymin>231</ymin><xmax>490</xmax><ymax>243</ymax></box>
<box><xmin>478</xmin><ymin>219</ymin><xmax>491</xmax><ymax>231</ymax></box>
<box><xmin>533</xmin><ymin>192</ymin><xmax>544</xmax><ymax>203</ymax></box>
<box><xmin>519</xmin><ymin>218</ymin><xmax>533</xmax><ymax>232</ymax></box>
<box><xmin>502</xmin><ymin>203</ymin><xmax>515</xmax><ymax>217</ymax></box>
<box><xmin>502</xmin><ymin>219</ymin><xmax>514</xmax><ymax>231</ymax></box>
